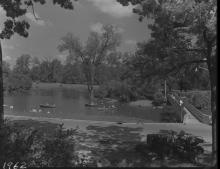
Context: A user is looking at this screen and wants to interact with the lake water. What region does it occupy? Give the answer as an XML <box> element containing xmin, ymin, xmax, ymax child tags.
<box><xmin>4</xmin><ymin>83</ymin><xmax>163</xmax><ymax>123</ymax></box>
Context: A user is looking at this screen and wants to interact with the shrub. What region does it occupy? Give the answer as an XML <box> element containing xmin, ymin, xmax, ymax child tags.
<box><xmin>39</xmin><ymin>124</ymin><xmax>76</xmax><ymax>167</ymax></box>
<box><xmin>135</xmin><ymin>130</ymin><xmax>204</xmax><ymax>164</ymax></box>
<box><xmin>5</xmin><ymin>73</ymin><xmax>32</xmax><ymax>93</ymax></box>
<box><xmin>0</xmin><ymin>120</ymin><xmax>37</xmax><ymax>164</ymax></box>
<box><xmin>191</xmin><ymin>93</ymin><xmax>208</xmax><ymax>109</ymax></box>
<box><xmin>0</xmin><ymin>121</ymin><xmax>76</xmax><ymax>167</ymax></box>
<box><xmin>134</xmin><ymin>81</ymin><xmax>162</xmax><ymax>100</ymax></box>
<box><xmin>94</xmin><ymin>85</ymin><xmax>108</xmax><ymax>99</ymax></box>
<box><xmin>95</xmin><ymin>80</ymin><xmax>138</xmax><ymax>102</ymax></box>
<box><xmin>152</xmin><ymin>91</ymin><xmax>165</xmax><ymax>106</ymax></box>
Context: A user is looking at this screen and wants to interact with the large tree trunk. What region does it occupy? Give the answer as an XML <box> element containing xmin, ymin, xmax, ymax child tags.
<box><xmin>210</xmin><ymin>75</ymin><xmax>217</xmax><ymax>166</ymax></box>
<box><xmin>206</xmin><ymin>42</ymin><xmax>217</xmax><ymax>166</ymax></box>
<box><xmin>209</xmin><ymin>65</ymin><xmax>217</xmax><ymax>166</ymax></box>
<box><xmin>0</xmin><ymin>40</ymin><xmax>3</xmax><ymax>126</ymax></box>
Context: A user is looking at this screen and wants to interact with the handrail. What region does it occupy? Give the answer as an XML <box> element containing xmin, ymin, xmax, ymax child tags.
<box><xmin>167</xmin><ymin>94</ymin><xmax>211</xmax><ymax>125</ymax></box>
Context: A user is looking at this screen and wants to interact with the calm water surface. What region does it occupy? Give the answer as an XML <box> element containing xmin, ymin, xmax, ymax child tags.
<box><xmin>4</xmin><ymin>83</ymin><xmax>162</xmax><ymax>122</ymax></box>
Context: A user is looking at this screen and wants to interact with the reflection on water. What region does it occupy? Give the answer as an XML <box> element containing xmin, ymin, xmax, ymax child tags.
<box><xmin>4</xmin><ymin>83</ymin><xmax>163</xmax><ymax>122</ymax></box>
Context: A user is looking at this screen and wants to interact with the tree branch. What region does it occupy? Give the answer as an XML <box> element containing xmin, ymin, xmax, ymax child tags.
<box><xmin>28</xmin><ymin>1</ymin><xmax>41</xmax><ymax>20</ymax></box>
<box><xmin>93</xmin><ymin>32</ymin><xmax>110</xmax><ymax>66</ymax></box>
<box><xmin>143</xmin><ymin>59</ymin><xmax>207</xmax><ymax>79</ymax></box>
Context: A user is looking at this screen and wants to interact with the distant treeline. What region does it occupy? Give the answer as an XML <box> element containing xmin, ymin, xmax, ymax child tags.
<box><xmin>30</xmin><ymin>60</ymin><xmax>122</xmax><ymax>85</ymax></box>
<box><xmin>3</xmin><ymin>54</ymin><xmax>123</xmax><ymax>93</ymax></box>
<box><xmin>3</xmin><ymin>52</ymin><xmax>210</xmax><ymax>102</ymax></box>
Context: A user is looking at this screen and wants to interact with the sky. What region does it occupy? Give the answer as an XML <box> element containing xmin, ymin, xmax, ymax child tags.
<box><xmin>0</xmin><ymin>0</ymin><xmax>152</xmax><ymax>67</ymax></box>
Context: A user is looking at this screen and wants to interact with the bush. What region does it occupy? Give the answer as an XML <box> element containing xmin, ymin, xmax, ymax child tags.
<box><xmin>152</xmin><ymin>91</ymin><xmax>165</xmax><ymax>106</ymax></box>
<box><xmin>191</xmin><ymin>93</ymin><xmax>208</xmax><ymax>110</ymax></box>
<box><xmin>0</xmin><ymin>120</ymin><xmax>37</xmax><ymax>164</ymax></box>
<box><xmin>95</xmin><ymin>80</ymin><xmax>138</xmax><ymax>102</ymax></box>
<box><xmin>135</xmin><ymin>130</ymin><xmax>205</xmax><ymax>164</ymax></box>
<box><xmin>0</xmin><ymin>121</ymin><xmax>76</xmax><ymax>167</ymax></box>
<box><xmin>134</xmin><ymin>80</ymin><xmax>162</xmax><ymax>100</ymax></box>
<box><xmin>4</xmin><ymin>73</ymin><xmax>32</xmax><ymax>93</ymax></box>
<box><xmin>38</xmin><ymin>124</ymin><xmax>76</xmax><ymax>167</ymax></box>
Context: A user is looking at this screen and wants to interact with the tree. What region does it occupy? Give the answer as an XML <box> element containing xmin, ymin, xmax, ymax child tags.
<box><xmin>38</xmin><ymin>60</ymin><xmax>52</xmax><ymax>82</ymax></box>
<box><xmin>58</xmin><ymin>25</ymin><xmax>121</xmax><ymax>105</ymax></box>
<box><xmin>95</xmin><ymin>52</ymin><xmax>124</xmax><ymax>85</ymax></box>
<box><xmin>2</xmin><ymin>61</ymin><xmax>10</xmax><ymax>77</ymax></box>
<box><xmin>61</xmin><ymin>63</ymin><xmax>85</xmax><ymax>84</ymax></box>
<box><xmin>0</xmin><ymin>0</ymin><xmax>76</xmax><ymax>125</ymax></box>
<box><xmin>2</xmin><ymin>61</ymin><xmax>11</xmax><ymax>91</ymax></box>
<box><xmin>50</xmin><ymin>59</ymin><xmax>63</xmax><ymax>82</ymax></box>
<box><xmin>118</xmin><ymin>0</ymin><xmax>217</xmax><ymax>165</ymax></box>
<box><xmin>13</xmin><ymin>54</ymin><xmax>31</xmax><ymax>75</ymax></box>
<box><xmin>30</xmin><ymin>57</ymin><xmax>41</xmax><ymax>81</ymax></box>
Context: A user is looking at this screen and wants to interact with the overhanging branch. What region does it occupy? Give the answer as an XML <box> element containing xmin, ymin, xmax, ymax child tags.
<box><xmin>143</xmin><ymin>59</ymin><xmax>207</xmax><ymax>79</ymax></box>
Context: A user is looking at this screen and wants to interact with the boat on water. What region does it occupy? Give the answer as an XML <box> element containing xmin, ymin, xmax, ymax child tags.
<box><xmin>39</xmin><ymin>104</ymin><xmax>56</xmax><ymax>108</ymax></box>
<box><xmin>85</xmin><ymin>103</ymin><xmax>98</xmax><ymax>107</ymax></box>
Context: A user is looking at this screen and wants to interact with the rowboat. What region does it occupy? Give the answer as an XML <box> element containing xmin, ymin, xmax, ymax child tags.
<box><xmin>39</xmin><ymin>104</ymin><xmax>56</xmax><ymax>108</ymax></box>
<box><xmin>85</xmin><ymin>103</ymin><xmax>98</xmax><ymax>107</ymax></box>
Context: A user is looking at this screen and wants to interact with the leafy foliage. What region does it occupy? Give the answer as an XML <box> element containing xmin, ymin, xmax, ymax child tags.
<box><xmin>152</xmin><ymin>91</ymin><xmax>164</xmax><ymax>106</ymax></box>
<box><xmin>191</xmin><ymin>93</ymin><xmax>210</xmax><ymax>110</ymax></box>
<box><xmin>58</xmin><ymin>25</ymin><xmax>121</xmax><ymax>104</ymax></box>
<box><xmin>136</xmin><ymin>130</ymin><xmax>205</xmax><ymax>164</ymax></box>
<box><xmin>0</xmin><ymin>120</ymin><xmax>37</xmax><ymax>163</ymax></box>
<box><xmin>3</xmin><ymin>55</ymin><xmax>32</xmax><ymax>93</ymax></box>
<box><xmin>13</xmin><ymin>54</ymin><xmax>31</xmax><ymax>75</ymax></box>
<box><xmin>117</xmin><ymin>0</ymin><xmax>216</xmax><ymax>88</ymax></box>
<box><xmin>4</xmin><ymin>73</ymin><xmax>32</xmax><ymax>92</ymax></box>
<box><xmin>36</xmin><ymin>124</ymin><xmax>76</xmax><ymax>167</ymax></box>
<box><xmin>116</xmin><ymin>2</ymin><xmax>216</xmax><ymax>161</ymax></box>
<box><xmin>95</xmin><ymin>80</ymin><xmax>138</xmax><ymax>102</ymax></box>
<box><xmin>0</xmin><ymin>120</ymin><xmax>76</xmax><ymax>167</ymax></box>
<box><xmin>0</xmin><ymin>0</ymin><xmax>76</xmax><ymax>39</ymax></box>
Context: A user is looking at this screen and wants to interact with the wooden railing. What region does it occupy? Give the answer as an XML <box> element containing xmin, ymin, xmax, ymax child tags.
<box><xmin>167</xmin><ymin>93</ymin><xmax>211</xmax><ymax>125</ymax></box>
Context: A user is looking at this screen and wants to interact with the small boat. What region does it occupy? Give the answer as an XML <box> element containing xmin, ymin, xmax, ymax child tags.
<box><xmin>40</xmin><ymin>104</ymin><xmax>56</xmax><ymax>108</ymax></box>
<box><xmin>85</xmin><ymin>103</ymin><xmax>98</xmax><ymax>107</ymax></box>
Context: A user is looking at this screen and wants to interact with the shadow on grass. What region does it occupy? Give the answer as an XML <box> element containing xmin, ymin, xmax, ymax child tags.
<box><xmin>6</xmin><ymin>119</ymin><xmax>212</xmax><ymax>167</ymax></box>
<box><xmin>8</xmin><ymin>119</ymin><xmax>59</xmax><ymax>137</ymax></box>
<box><xmin>79</xmin><ymin>125</ymin><xmax>212</xmax><ymax>167</ymax></box>
<box><xmin>83</xmin><ymin>125</ymin><xmax>151</xmax><ymax>167</ymax></box>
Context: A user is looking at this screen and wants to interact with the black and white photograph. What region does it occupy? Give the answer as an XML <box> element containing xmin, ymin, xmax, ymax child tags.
<box><xmin>0</xmin><ymin>0</ymin><xmax>217</xmax><ymax>167</ymax></box>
